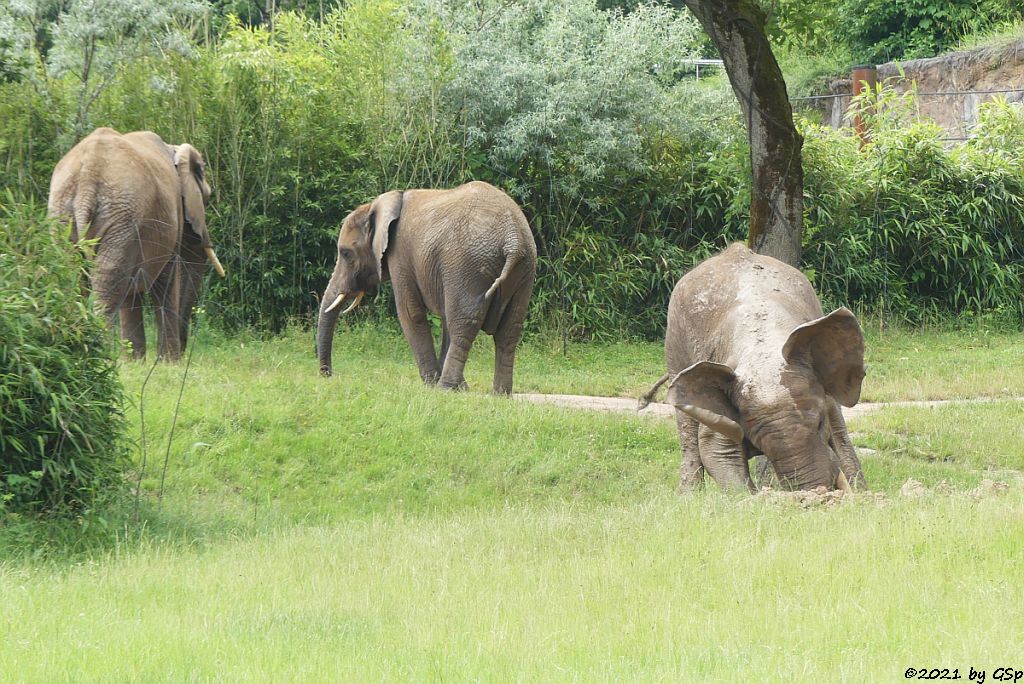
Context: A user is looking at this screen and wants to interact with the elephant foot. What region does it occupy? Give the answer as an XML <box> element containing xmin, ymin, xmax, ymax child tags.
<box><xmin>677</xmin><ymin>471</ymin><xmax>706</xmax><ymax>494</ymax></box>
<box><xmin>439</xmin><ymin>379</ymin><xmax>469</xmax><ymax>391</ymax></box>
<box><xmin>421</xmin><ymin>370</ymin><xmax>440</xmax><ymax>385</ymax></box>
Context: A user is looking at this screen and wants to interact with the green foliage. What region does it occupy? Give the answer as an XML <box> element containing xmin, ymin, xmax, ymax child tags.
<box><xmin>758</xmin><ymin>0</ymin><xmax>844</xmax><ymax>53</ymax></box>
<box><xmin>3</xmin><ymin>0</ymin><xmax>1024</xmax><ymax>341</ymax></box>
<box><xmin>801</xmin><ymin>85</ymin><xmax>1024</xmax><ymax>323</ymax></box>
<box><xmin>0</xmin><ymin>0</ymin><xmax>202</xmax><ymax>145</ymax></box>
<box><xmin>840</xmin><ymin>0</ymin><xmax>1023</xmax><ymax>63</ymax></box>
<box><xmin>0</xmin><ymin>199</ymin><xmax>128</xmax><ymax>514</ymax></box>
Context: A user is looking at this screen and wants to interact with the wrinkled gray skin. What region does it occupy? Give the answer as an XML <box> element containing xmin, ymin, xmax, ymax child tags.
<box><xmin>317</xmin><ymin>181</ymin><xmax>537</xmax><ymax>394</ymax></box>
<box><xmin>642</xmin><ymin>243</ymin><xmax>866</xmax><ymax>492</ymax></box>
<box><xmin>48</xmin><ymin>128</ymin><xmax>222</xmax><ymax>360</ymax></box>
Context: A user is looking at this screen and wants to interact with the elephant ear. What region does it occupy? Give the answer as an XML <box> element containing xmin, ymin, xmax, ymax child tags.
<box><xmin>368</xmin><ymin>191</ymin><xmax>403</xmax><ymax>281</ymax></box>
<box><xmin>174</xmin><ymin>144</ymin><xmax>211</xmax><ymax>246</ymax></box>
<box><xmin>782</xmin><ymin>307</ymin><xmax>866</xmax><ymax>407</ymax></box>
<box><xmin>667</xmin><ymin>361</ymin><xmax>744</xmax><ymax>444</ymax></box>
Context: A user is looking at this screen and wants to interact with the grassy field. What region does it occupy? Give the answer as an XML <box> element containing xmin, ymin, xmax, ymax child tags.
<box><xmin>2</xmin><ymin>322</ymin><xmax>1023</xmax><ymax>680</ymax></box>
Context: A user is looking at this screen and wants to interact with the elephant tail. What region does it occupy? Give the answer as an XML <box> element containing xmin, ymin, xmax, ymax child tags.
<box><xmin>484</xmin><ymin>255</ymin><xmax>514</xmax><ymax>302</ymax></box>
<box><xmin>484</xmin><ymin>230</ymin><xmax>529</xmax><ymax>302</ymax></box>
<box><xmin>637</xmin><ymin>372</ymin><xmax>671</xmax><ymax>411</ymax></box>
<box><xmin>72</xmin><ymin>180</ymin><xmax>99</xmax><ymax>244</ymax></box>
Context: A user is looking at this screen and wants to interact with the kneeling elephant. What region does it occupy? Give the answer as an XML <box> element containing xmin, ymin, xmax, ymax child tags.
<box><xmin>642</xmin><ymin>243</ymin><xmax>866</xmax><ymax>493</ymax></box>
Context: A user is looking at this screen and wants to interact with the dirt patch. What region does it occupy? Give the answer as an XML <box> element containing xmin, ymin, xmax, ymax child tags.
<box><xmin>900</xmin><ymin>477</ymin><xmax>1011</xmax><ymax>499</ymax></box>
<box><xmin>738</xmin><ymin>477</ymin><xmax>1014</xmax><ymax>508</ymax></box>
<box><xmin>514</xmin><ymin>393</ymin><xmax>675</xmax><ymax>418</ymax></box>
<box><xmin>513</xmin><ymin>393</ymin><xmax>1024</xmax><ymax>421</ymax></box>
<box><xmin>745</xmin><ymin>486</ymin><xmax>846</xmax><ymax>508</ymax></box>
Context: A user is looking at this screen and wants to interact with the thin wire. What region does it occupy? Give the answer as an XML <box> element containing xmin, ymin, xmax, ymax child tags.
<box><xmin>157</xmin><ymin>255</ymin><xmax>207</xmax><ymax>505</ymax></box>
<box><xmin>132</xmin><ymin>353</ymin><xmax>160</xmax><ymax>521</ymax></box>
<box><xmin>792</xmin><ymin>87</ymin><xmax>1024</xmax><ymax>103</ymax></box>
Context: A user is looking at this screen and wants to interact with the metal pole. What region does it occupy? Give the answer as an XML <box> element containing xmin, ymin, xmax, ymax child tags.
<box><xmin>851</xmin><ymin>64</ymin><xmax>877</xmax><ymax>145</ymax></box>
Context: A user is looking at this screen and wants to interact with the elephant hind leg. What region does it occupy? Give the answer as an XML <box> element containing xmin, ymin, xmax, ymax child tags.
<box><xmin>438</xmin><ymin>315</ymin><xmax>481</xmax><ymax>391</ymax></box>
<box><xmin>120</xmin><ymin>290</ymin><xmax>146</xmax><ymax>359</ymax></box>
<box><xmin>149</xmin><ymin>260</ymin><xmax>182</xmax><ymax>361</ymax></box>
<box><xmin>490</xmin><ymin>283</ymin><xmax>531</xmax><ymax>395</ymax></box>
<box><xmin>91</xmin><ymin>264</ymin><xmax>137</xmax><ymax>353</ymax></box>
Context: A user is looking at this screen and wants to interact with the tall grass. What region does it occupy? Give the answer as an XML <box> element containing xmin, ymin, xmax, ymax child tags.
<box><xmin>0</xmin><ymin>326</ymin><xmax>1022</xmax><ymax>677</ymax></box>
<box><xmin>1</xmin><ymin>493</ymin><xmax>1021</xmax><ymax>680</ymax></box>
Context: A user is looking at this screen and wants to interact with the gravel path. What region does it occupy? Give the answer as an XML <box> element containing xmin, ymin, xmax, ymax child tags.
<box><xmin>513</xmin><ymin>393</ymin><xmax>1024</xmax><ymax>420</ymax></box>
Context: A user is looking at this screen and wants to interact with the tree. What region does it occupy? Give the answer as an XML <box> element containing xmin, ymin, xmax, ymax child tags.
<box><xmin>0</xmin><ymin>0</ymin><xmax>201</xmax><ymax>147</ymax></box>
<box><xmin>682</xmin><ymin>0</ymin><xmax>803</xmax><ymax>266</ymax></box>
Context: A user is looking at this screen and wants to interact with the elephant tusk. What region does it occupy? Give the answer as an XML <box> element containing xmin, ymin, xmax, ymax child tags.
<box><xmin>836</xmin><ymin>469</ymin><xmax>853</xmax><ymax>493</ymax></box>
<box><xmin>324</xmin><ymin>292</ymin><xmax>347</xmax><ymax>313</ymax></box>
<box><xmin>341</xmin><ymin>291</ymin><xmax>364</xmax><ymax>314</ymax></box>
<box><xmin>205</xmin><ymin>247</ymin><xmax>226</xmax><ymax>277</ymax></box>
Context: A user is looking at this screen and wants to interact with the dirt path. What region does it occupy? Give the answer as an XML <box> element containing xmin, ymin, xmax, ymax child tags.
<box><xmin>513</xmin><ymin>393</ymin><xmax>1024</xmax><ymax>420</ymax></box>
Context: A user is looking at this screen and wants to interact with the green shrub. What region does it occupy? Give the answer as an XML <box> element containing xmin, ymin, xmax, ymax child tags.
<box><xmin>802</xmin><ymin>86</ymin><xmax>1024</xmax><ymax>322</ymax></box>
<box><xmin>840</xmin><ymin>0</ymin><xmax>1023</xmax><ymax>63</ymax></box>
<box><xmin>3</xmin><ymin>1</ymin><xmax>1024</xmax><ymax>341</ymax></box>
<box><xmin>0</xmin><ymin>199</ymin><xmax>128</xmax><ymax>514</ymax></box>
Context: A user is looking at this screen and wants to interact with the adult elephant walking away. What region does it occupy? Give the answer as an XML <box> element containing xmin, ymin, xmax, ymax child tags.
<box><xmin>48</xmin><ymin>128</ymin><xmax>225</xmax><ymax>361</ymax></box>
<box><xmin>317</xmin><ymin>181</ymin><xmax>537</xmax><ymax>395</ymax></box>
<box><xmin>640</xmin><ymin>243</ymin><xmax>866</xmax><ymax>493</ymax></box>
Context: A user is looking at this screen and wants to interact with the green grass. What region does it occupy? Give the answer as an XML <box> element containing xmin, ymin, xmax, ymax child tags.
<box><xmin>2</xmin><ymin>495</ymin><xmax>1022</xmax><ymax>680</ymax></box>
<box><xmin>1</xmin><ymin>323</ymin><xmax>1023</xmax><ymax>680</ymax></box>
<box><xmin>954</xmin><ymin>19</ymin><xmax>1024</xmax><ymax>53</ymax></box>
<box><xmin>859</xmin><ymin>325</ymin><xmax>1024</xmax><ymax>402</ymax></box>
<box><xmin>852</xmin><ymin>402</ymin><xmax>1024</xmax><ymax>479</ymax></box>
<box><xmin>117</xmin><ymin>324</ymin><xmax>678</xmax><ymax>526</ymax></box>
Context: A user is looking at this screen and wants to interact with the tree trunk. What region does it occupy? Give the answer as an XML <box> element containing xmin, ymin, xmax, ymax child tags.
<box><xmin>682</xmin><ymin>0</ymin><xmax>803</xmax><ymax>266</ymax></box>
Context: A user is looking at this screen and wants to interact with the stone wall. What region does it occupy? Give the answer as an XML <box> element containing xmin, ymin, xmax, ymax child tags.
<box><xmin>807</xmin><ymin>39</ymin><xmax>1024</xmax><ymax>139</ymax></box>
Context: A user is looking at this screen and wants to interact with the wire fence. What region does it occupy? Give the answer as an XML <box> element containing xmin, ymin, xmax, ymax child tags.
<box><xmin>791</xmin><ymin>87</ymin><xmax>1024</xmax><ymax>102</ymax></box>
<box><xmin>792</xmin><ymin>86</ymin><xmax>1024</xmax><ymax>143</ymax></box>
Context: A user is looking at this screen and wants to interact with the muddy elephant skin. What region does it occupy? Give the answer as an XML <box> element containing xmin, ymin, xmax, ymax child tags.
<box><xmin>646</xmin><ymin>243</ymin><xmax>866</xmax><ymax>492</ymax></box>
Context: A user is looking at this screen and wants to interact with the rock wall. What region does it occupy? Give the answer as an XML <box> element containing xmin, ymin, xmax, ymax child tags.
<box><xmin>809</xmin><ymin>39</ymin><xmax>1024</xmax><ymax>139</ymax></box>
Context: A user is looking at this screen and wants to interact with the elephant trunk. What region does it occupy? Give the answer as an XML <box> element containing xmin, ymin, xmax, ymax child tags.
<box><xmin>772</xmin><ymin>450</ymin><xmax>842</xmax><ymax>492</ymax></box>
<box><xmin>316</xmin><ymin>283</ymin><xmax>345</xmax><ymax>376</ymax></box>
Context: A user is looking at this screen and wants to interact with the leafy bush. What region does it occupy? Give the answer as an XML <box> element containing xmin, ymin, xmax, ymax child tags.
<box><xmin>802</xmin><ymin>86</ymin><xmax>1024</xmax><ymax>322</ymax></box>
<box><xmin>2</xmin><ymin>0</ymin><xmax>1024</xmax><ymax>341</ymax></box>
<box><xmin>0</xmin><ymin>200</ymin><xmax>128</xmax><ymax>514</ymax></box>
<box><xmin>840</xmin><ymin>0</ymin><xmax>1023</xmax><ymax>63</ymax></box>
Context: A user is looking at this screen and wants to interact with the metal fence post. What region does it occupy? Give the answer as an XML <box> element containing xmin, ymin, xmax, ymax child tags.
<box><xmin>851</xmin><ymin>64</ymin><xmax>877</xmax><ymax>144</ymax></box>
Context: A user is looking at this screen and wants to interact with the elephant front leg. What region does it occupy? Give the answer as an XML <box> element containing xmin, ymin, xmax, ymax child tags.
<box><xmin>698</xmin><ymin>425</ymin><xmax>755</xmax><ymax>493</ymax></box>
<box><xmin>120</xmin><ymin>290</ymin><xmax>146</xmax><ymax>359</ymax></box>
<box><xmin>395</xmin><ymin>296</ymin><xmax>441</xmax><ymax>385</ymax></box>
<box><xmin>676</xmin><ymin>412</ymin><xmax>705</xmax><ymax>492</ymax></box>
<box><xmin>828</xmin><ymin>400</ymin><xmax>866</xmax><ymax>489</ymax></box>
<box><xmin>440</xmin><ymin>321</ymin><xmax>451</xmax><ymax>369</ymax></box>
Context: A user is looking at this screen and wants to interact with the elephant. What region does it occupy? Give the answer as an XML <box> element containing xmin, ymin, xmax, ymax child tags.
<box><xmin>48</xmin><ymin>127</ymin><xmax>225</xmax><ymax>361</ymax></box>
<box><xmin>640</xmin><ymin>243</ymin><xmax>866</xmax><ymax>493</ymax></box>
<box><xmin>317</xmin><ymin>181</ymin><xmax>537</xmax><ymax>395</ymax></box>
